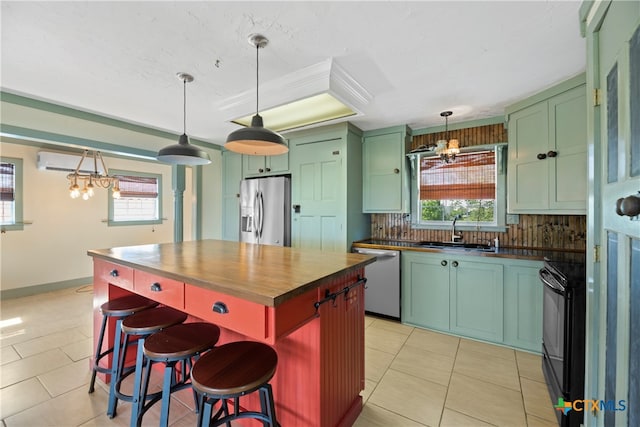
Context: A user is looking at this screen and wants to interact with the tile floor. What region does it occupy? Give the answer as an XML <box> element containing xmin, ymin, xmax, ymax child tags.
<box><xmin>0</xmin><ymin>285</ymin><xmax>559</xmax><ymax>426</ymax></box>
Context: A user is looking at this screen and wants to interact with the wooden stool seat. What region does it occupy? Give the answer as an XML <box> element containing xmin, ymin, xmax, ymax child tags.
<box><xmin>191</xmin><ymin>341</ymin><xmax>279</xmax><ymax>427</ymax></box>
<box><xmin>100</xmin><ymin>294</ymin><xmax>159</xmax><ymax>317</ymax></box>
<box><xmin>107</xmin><ymin>306</ymin><xmax>187</xmax><ymax>418</ymax></box>
<box><xmin>88</xmin><ymin>295</ymin><xmax>158</xmax><ymax>394</ymax></box>
<box><xmin>121</xmin><ymin>306</ymin><xmax>188</xmax><ymax>335</ymax></box>
<box><xmin>133</xmin><ymin>323</ymin><xmax>221</xmax><ymax>427</ymax></box>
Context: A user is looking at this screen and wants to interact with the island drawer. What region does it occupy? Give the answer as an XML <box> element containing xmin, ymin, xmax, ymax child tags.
<box><xmin>134</xmin><ymin>270</ymin><xmax>185</xmax><ymax>309</ymax></box>
<box><xmin>184</xmin><ymin>284</ymin><xmax>267</xmax><ymax>340</ymax></box>
<box><xmin>95</xmin><ymin>260</ymin><xmax>134</xmax><ymax>290</ymax></box>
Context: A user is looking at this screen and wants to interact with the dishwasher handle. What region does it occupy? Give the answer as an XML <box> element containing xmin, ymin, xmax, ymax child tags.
<box><xmin>353</xmin><ymin>248</ymin><xmax>399</xmax><ymax>258</ymax></box>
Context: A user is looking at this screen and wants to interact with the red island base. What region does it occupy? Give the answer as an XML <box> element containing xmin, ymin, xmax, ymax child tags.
<box><xmin>92</xmin><ymin>259</ymin><xmax>366</xmax><ymax>427</ymax></box>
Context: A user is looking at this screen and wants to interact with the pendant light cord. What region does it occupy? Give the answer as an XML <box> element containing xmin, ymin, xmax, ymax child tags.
<box><xmin>183</xmin><ymin>78</ymin><xmax>187</xmax><ymax>134</ymax></box>
<box><xmin>255</xmin><ymin>43</ymin><xmax>260</xmax><ymax>115</ymax></box>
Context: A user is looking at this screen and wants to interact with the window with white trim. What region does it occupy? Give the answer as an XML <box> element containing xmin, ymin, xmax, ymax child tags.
<box><xmin>1</xmin><ymin>157</ymin><xmax>23</xmax><ymax>230</ymax></box>
<box><xmin>411</xmin><ymin>146</ymin><xmax>506</xmax><ymax>229</ymax></box>
<box><xmin>108</xmin><ymin>171</ymin><xmax>162</xmax><ymax>225</ymax></box>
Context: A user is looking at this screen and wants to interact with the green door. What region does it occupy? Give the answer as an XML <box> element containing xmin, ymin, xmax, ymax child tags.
<box><xmin>290</xmin><ymin>138</ymin><xmax>344</xmax><ymax>252</ymax></box>
<box><xmin>583</xmin><ymin>2</ymin><xmax>640</xmax><ymax>426</ymax></box>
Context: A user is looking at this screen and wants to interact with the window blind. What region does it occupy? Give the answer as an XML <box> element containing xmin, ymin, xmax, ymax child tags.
<box><xmin>420</xmin><ymin>151</ymin><xmax>496</xmax><ymax>200</ymax></box>
<box><xmin>0</xmin><ymin>162</ymin><xmax>15</xmax><ymax>202</ymax></box>
<box><xmin>116</xmin><ymin>175</ymin><xmax>158</xmax><ymax>198</ymax></box>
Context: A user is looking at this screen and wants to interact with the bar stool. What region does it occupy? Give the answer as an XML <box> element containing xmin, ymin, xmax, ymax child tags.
<box><xmin>107</xmin><ymin>306</ymin><xmax>188</xmax><ymax>418</ymax></box>
<box><xmin>88</xmin><ymin>294</ymin><xmax>158</xmax><ymax>394</ymax></box>
<box><xmin>133</xmin><ymin>322</ymin><xmax>221</xmax><ymax>427</ymax></box>
<box><xmin>190</xmin><ymin>341</ymin><xmax>279</xmax><ymax>427</ymax></box>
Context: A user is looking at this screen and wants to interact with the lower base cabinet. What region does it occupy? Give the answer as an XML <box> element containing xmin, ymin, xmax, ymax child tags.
<box><xmin>402</xmin><ymin>251</ymin><xmax>543</xmax><ymax>352</ymax></box>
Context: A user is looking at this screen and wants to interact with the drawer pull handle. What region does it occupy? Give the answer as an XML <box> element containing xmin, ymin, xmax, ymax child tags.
<box><xmin>537</xmin><ymin>153</ymin><xmax>547</xmax><ymax>160</ymax></box>
<box><xmin>150</xmin><ymin>283</ymin><xmax>162</xmax><ymax>292</ymax></box>
<box><xmin>212</xmin><ymin>302</ymin><xmax>229</xmax><ymax>314</ymax></box>
<box><xmin>110</xmin><ymin>269</ymin><xmax>119</xmax><ymax>277</ymax></box>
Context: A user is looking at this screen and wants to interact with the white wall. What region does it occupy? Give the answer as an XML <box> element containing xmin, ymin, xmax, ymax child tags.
<box><xmin>0</xmin><ymin>141</ymin><xmax>209</xmax><ymax>291</ymax></box>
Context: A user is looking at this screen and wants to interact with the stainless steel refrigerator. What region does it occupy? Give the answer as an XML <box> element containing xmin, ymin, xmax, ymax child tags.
<box><xmin>239</xmin><ymin>176</ymin><xmax>291</xmax><ymax>246</ymax></box>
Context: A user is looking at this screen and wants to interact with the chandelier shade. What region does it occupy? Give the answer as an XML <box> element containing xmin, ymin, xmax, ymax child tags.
<box><xmin>435</xmin><ymin>111</ymin><xmax>461</xmax><ymax>163</ymax></box>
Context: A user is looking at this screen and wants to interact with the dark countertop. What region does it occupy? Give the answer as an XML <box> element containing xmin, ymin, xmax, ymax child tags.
<box><xmin>353</xmin><ymin>239</ymin><xmax>586</xmax><ymax>263</ymax></box>
<box><xmin>88</xmin><ymin>239</ymin><xmax>375</xmax><ymax>307</ymax></box>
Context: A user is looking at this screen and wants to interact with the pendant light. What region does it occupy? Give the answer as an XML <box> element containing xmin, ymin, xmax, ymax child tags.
<box><xmin>435</xmin><ymin>111</ymin><xmax>460</xmax><ymax>163</ymax></box>
<box><xmin>225</xmin><ymin>34</ymin><xmax>288</xmax><ymax>156</ymax></box>
<box><xmin>157</xmin><ymin>73</ymin><xmax>211</xmax><ymax>166</ymax></box>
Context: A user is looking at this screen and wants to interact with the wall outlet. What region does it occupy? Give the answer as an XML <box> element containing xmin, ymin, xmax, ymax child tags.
<box><xmin>506</xmin><ymin>214</ymin><xmax>520</xmax><ymax>225</ymax></box>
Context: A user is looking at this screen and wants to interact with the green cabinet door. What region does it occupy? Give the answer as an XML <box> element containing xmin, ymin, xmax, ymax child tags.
<box><xmin>507</xmin><ymin>76</ymin><xmax>587</xmax><ymax>214</ymax></box>
<box><xmin>221</xmin><ymin>150</ymin><xmax>242</xmax><ymax>241</ymax></box>
<box><xmin>450</xmin><ymin>259</ymin><xmax>504</xmax><ymax>342</ymax></box>
<box><xmin>242</xmin><ymin>150</ymin><xmax>290</xmax><ymax>177</ymax></box>
<box><xmin>362</xmin><ymin>127</ymin><xmax>411</xmax><ymax>213</ymax></box>
<box><xmin>402</xmin><ymin>251</ymin><xmax>450</xmax><ymax>331</ymax></box>
<box><xmin>507</xmin><ymin>101</ymin><xmax>550</xmax><ymax>211</ymax></box>
<box><xmin>503</xmin><ymin>260</ymin><xmax>543</xmax><ymax>352</ymax></box>
<box><xmin>548</xmin><ymin>85</ymin><xmax>587</xmax><ymax>211</ymax></box>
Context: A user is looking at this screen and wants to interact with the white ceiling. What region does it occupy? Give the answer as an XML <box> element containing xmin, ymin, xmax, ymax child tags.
<box><xmin>1</xmin><ymin>1</ymin><xmax>586</xmax><ymax>149</ymax></box>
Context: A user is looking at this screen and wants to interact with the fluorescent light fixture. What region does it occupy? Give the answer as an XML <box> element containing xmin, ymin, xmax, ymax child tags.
<box><xmin>231</xmin><ymin>93</ymin><xmax>356</xmax><ymax>132</ymax></box>
<box><xmin>221</xmin><ymin>58</ymin><xmax>371</xmax><ymax>133</ymax></box>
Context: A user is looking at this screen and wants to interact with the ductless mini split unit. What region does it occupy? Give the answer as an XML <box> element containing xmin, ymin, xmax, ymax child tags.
<box><xmin>37</xmin><ymin>151</ymin><xmax>105</xmax><ymax>174</ymax></box>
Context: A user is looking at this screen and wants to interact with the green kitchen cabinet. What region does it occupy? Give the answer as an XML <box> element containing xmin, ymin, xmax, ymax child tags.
<box><xmin>503</xmin><ymin>259</ymin><xmax>544</xmax><ymax>352</ymax></box>
<box><xmin>221</xmin><ymin>150</ymin><xmax>242</xmax><ymax>241</ymax></box>
<box><xmin>506</xmin><ymin>74</ymin><xmax>587</xmax><ymax>214</ymax></box>
<box><xmin>402</xmin><ymin>250</ymin><xmax>542</xmax><ymax>352</ymax></box>
<box><xmin>450</xmin><ymin>258</ymin><xmax>504</xmax><ymax>342</ymax></box>
<box><xmin>362</xmin><ymin>125</ymin><xmax>412</xmax><ymax>213</ymax></box>
<box><xmin>402</xmin><ymin>251</ymin><xmax>504</xmax><ymax>342</ymax></box>
<box><xmin>287</xmin><ymin>122</ymin><xmax>370</xmax><ymax>253</ymax></box>
<box><xmin>402</xmin><ymin>251</ymin><xmax>450</xmax><ymax>330</ymax></box>
<box><xmin>242</xmin><ymin>149</ymin><xmax>289</xmax><ymax>177</ymax></box>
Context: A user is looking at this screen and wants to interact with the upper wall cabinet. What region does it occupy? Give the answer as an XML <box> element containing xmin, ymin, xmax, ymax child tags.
<box><xmin>362</xmin><ymin>125</ymin><xmax>412</xmax><ymax>213</ymax></box>
<box><xmin>506</xmin><ymin>74</ymin><xmax>587</xmax><ymax>214</ymax></box>
<box><xmin>242</xmin><ymin>148</ymin><xmax>289</xmax><ymax>177</ymax></box>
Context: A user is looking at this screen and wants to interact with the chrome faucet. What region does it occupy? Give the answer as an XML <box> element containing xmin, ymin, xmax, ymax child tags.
<box><xmin>451</xmin><ymin>215</ymin><xmax>463</xmax><ymax>242</ymax></box>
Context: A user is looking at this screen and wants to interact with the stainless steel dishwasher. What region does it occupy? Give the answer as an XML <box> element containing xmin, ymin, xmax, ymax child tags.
<box><xmin>352</xmin><ymin>248</ymin><xmax>400</xmax><ymax>319</ymax></box>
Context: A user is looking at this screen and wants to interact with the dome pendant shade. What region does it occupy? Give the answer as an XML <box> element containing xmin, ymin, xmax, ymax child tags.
<box><xmin>157</xmin><ymin>72</ymin><xmax>211</xmax><ymax>166</ymax></box>
<box><xmin>225</xmin><ymin>34</ymin><xmax>289</xmax><ymax>156</ymax></box>
<box><xmin>157</xmin><ymin>133</ymin><xmax>212</xmax><ymax>165</ymax></box>
<box><xmin>225</xmin><ymin>114</ymin><xmax>288</xmax><ymax>155</ymax></box>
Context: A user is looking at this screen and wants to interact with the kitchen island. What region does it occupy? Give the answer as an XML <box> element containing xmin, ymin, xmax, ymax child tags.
<box><xmin>88</xmin><ymin>239</ymin><xmax>375</xmax><ymax>427</ymax></box>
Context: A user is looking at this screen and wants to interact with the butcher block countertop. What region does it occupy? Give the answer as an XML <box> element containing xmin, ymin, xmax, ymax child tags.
<box><xmin>88</xmin><ymin>239</ymin><xmax>375</xmax><ymax>307</ymax></box>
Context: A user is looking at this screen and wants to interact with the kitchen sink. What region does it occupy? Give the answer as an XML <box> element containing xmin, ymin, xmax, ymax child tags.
<box><xmin>412</xmin><ymin>241</ymin><xmax>497</xmax><ymax>253</ymax></box>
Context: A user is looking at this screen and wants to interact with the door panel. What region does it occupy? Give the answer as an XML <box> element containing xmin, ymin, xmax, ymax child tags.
<box><xmin>586</xmin><ymin>3</ymin><xmax>640</xmax><ymax>426</ymax></box>
<box><xmin>291</xmin><ymin>140</ymin><xmax>343</xmax><ymax>252</ymax></box>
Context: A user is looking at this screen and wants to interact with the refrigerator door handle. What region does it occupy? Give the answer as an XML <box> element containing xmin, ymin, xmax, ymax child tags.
<box><xmin>253</xmin><ymin>191</ymin><xmax>260</xmax><ymax>239</ymax></box>
<box><xmin>258</xmin><ymin>191</ymin><xmax>265</xmax><ymax>238</ymax></box>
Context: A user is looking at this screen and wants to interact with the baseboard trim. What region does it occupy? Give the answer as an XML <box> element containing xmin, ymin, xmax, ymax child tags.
<box><xmin>1</xmin><ymin>277</ymin><xmax>93</xmax><ymax>299</ymax></box>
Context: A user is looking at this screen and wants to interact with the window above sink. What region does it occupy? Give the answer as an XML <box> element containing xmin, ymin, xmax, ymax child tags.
<box><xmin>407</xmin><ymin>143</ymin><xmax>508</xmax><ymax>232</ymax></box>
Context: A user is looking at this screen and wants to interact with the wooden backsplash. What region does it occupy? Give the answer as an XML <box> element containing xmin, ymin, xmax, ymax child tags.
<box><xmin>412</xmin><ymin>123</ymin><xmax>507</xmax><ymax>149</ymax></box>
<box><xmin>375</xmin><ymin>122</ymin><xmax>585</xmax><ymax>251</ymax></box>
<box><xmin>370</xmin><ymin>214</ymin><xmax>586</xmax><ymax>251</ymax></box>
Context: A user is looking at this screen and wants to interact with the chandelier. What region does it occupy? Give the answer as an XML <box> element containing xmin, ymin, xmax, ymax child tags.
<box><xmin>435</xmin><ymin>111</ymin><xmax>460</xmax><ymax>163</ymax></box>
<box><xmin>67</xmin><ymin>150</ymin><xmax>120</xmax><ymax>200</ymax></box>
